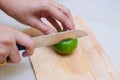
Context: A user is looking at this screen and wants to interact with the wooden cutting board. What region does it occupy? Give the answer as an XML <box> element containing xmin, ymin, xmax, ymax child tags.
<box><xmin>23</xmin><ymin>16</ymin><xmax>120</xmax><ymax>80</ymax></box>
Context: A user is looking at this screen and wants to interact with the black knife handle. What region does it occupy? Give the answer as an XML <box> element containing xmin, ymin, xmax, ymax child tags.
<box><xmin>16</xmin><ymin>43</ymin><xmax>25</xmax><ymax>50</ymax></box>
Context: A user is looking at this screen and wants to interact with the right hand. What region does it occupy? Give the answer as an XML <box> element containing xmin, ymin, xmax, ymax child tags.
<box><xmin>0</xmin><ymin>25</ymin><xmax>34</xmax><ymax>64</ymax></box>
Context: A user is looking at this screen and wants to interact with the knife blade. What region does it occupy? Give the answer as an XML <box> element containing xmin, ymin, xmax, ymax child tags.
<box><xmin>17</xmin><ymin>30</ymin><xmax>87</xmax><ymax>50</ymax></box>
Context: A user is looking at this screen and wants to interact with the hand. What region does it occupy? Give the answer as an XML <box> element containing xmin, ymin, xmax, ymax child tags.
<box><xmin>0</xmin><ymin>25</ymin><xmax>34</xmax><ymax>64</ymax></box>
<box><xmin>0</xmin><ymin>0</ymin><xmax>75</xmax><ymax>34</ymax></box>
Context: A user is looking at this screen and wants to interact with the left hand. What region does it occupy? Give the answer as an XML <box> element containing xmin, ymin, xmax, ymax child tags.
<box><xmin>0</xmin><ymin>0</ymin><xmax>75</xmax><ymax>34</ymax></box>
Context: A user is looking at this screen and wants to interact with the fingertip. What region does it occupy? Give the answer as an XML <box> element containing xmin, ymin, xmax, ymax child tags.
<box><xmin>22</xmin><ymin>51</ymin><xmax>28</xmax><ymax>57</ymax></box>
<box><xmin>22</xmin><ymin>47</ymin><xmax>34</xmax><ymax>57</ymax></box>
<box><xmin>44</xmin><ymin>29</ymin><xmax>55</xmax><ymax>34</ymax></box>
<box><xmin>69</xmin><ymin>23</ymin><xmax>75</xmax><ymax>30</ymax></box>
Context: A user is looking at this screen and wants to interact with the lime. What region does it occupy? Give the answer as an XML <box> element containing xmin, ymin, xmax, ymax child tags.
<box><xmin>53</xmin><ymin>38</ymin><xmax>78</xmax><ymax>55</ymax></box>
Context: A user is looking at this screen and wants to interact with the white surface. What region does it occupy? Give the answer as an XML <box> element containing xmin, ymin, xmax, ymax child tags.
<box><xmin>0</xmin><ymin>0</ymin><xmax>120</xmax><ymax>80</ymax></box>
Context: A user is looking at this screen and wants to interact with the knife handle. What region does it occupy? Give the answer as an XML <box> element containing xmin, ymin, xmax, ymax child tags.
<box><xmin>16</xmin><ymin>43</ymin><xmax>25</xmax><ymax>50</ymax></box>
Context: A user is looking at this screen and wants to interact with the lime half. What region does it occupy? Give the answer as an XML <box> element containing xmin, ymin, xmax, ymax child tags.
<box><xmin>53</xmin><ymin>38</ymin><xmax>78</xmax><ymax>55</ymax></box>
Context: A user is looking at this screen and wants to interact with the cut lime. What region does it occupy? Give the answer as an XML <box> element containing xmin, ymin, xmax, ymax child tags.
<box><xmin>53</xmin><ymin>38</ymin><xmax>78</xmax><ymax>55</ymax></box>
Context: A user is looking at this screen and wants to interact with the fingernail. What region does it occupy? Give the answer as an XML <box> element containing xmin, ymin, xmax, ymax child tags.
<box><xmin>22</xmin><ymin>51</ymin><xmax>28</xmax><ymax>57</ymax></box>
<box><xmin>45</xmin><ymin>30</ymin><xmax>55</xmax><ymax>34</ymax></box>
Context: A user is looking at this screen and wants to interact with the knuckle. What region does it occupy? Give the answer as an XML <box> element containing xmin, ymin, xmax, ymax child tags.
<box><xmin>0</xmin><ymin>39</ymin><xmax>12</xmax><ymax>46</ymax></box>
<box><xmin>10</xmin><ymin>50</ymin><xmax>21</xmax><ymax>63</ymax></box>
<box><xmin>28</xmin><ymin>18</ymin><xmax>37</xmax><ymax>28</ymax></box>
<box><xmin>66</xmin><ymin>9</ymin><xmax>71</xmax><ymax>14</ymax></box>
<box><xmin>28</xmin><ymin>44</ymin><xmax>35</xmax><ymax>55</ymax></box>
<box><xmin>42</xmin><ymin>4</ymin><xmax>53</xmax><ymax>12</ymax></box>
<box><xmin>0</xmin><ymin>50</ymin><xmax>8</xmax><ymax>58</ymax></box>
<box><xmin>12</xmin><ymin>56</ymin><xmax>21</xmax><ymax>63</ymax></box>
<box><xmin>27</xmin><ymin>40</ymin><xmax>35</xmax><ymax>50</ymax></box>
<box><xmin>26</xmin><ymin>38</ymin><xmax>35</xmax><ymax>48</ymax></box>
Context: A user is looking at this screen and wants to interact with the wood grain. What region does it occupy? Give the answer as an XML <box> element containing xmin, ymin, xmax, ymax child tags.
<box><xmin>23</xmin><ymin>16</ymin><xmax>120</xmax><ymax>80</ymax></box>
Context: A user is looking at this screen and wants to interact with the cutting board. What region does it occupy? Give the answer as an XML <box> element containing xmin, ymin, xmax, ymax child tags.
<box><xmin>23</xmin><ymin>16</ymin><xmax>120</xmax><ymax>80</ymax></box>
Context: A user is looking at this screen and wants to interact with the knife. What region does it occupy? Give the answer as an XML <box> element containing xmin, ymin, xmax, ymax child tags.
<box><xmin>17</xmin><ymin>30</ymin><xmax>87</xmax><ymax>50</ymax></box>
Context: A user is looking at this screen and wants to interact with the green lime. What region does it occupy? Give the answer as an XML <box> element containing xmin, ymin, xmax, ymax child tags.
<box><xmin>53</xmin><ymin>38</ymin><xmax>78</xmax><ymax>55</ymax></box>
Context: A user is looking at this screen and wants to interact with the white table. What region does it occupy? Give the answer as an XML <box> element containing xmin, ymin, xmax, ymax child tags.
<box><xmin>0</xmin><ymin>0</ymin><xmax>120</xmax><ymax>80</ymax></box>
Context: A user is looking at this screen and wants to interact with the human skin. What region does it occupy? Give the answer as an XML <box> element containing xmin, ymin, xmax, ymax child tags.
<box><xmin>0</xmin><ymin>25</ymin><xmax>34</xmax><ymax>63</ymax></box>
<box><xmin>0</xmin><ymin>0</ymin><xmax>74</xmax><ymax>64</ymax></box>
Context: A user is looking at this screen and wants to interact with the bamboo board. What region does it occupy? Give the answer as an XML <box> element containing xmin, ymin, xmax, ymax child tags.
<box><xmin>23</xmin><ymin>16</ymin><xmax>120</xmax><ymax>80</ymax></box>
